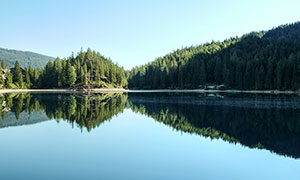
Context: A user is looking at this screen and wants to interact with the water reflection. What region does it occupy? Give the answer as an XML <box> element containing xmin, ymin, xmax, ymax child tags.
<box><xmin>1</xmin><ymin>92</ymin><xmax>300</xmax><ymax>159</ymax></box>
<box><xmin>0</xmin><ymin>92</ymin><xmax>127</xmax><ymax>132</ymax></box>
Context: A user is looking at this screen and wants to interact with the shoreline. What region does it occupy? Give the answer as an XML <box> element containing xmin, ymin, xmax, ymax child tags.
<box><xmin>0</xmin><ymin>88</ymin><xmax>299</xmax><ymax>94</ymax></box>
<box><xmin>0</xmin><ymin>88</ymin><xmax>128</xmax><ymax>94</ymax></box>
<box><xmin>128</xmin><ymin>89</ymin><xmax>300</xmax><ymax>94</ymax></box>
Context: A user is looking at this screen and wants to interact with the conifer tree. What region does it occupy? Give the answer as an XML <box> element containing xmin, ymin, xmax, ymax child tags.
<box><xmin>5</xmin><ymin>71</ymin><xmax>13</xmax><ymax>88</ymax></box>
<box><xmin>13</xmin><ymin>61</ymin><xmax>23</xmax><ymax>88</ymax></box>
<box><xmin>0</xmin><ymin>75</ymin><xmax>4</xmax><ymax>88</ymax></box>
<box><xmin>24</xmin><ymin>67</ymin><xmax>31</xmax><ymax>88</ymax></box>
<box><xmin>65</xmin><ymin>61</ymin><xmax>76</xmax><ymax>87</ymax></box>
<box><xmin>1</xmin><ymin>60</ymin><xmax>5</xmax><ymax>69</ymax></box>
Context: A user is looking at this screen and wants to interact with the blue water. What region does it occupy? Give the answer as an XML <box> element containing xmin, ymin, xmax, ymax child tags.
<box><xmin>0</xmin><ymin>92</ymin><xmax>300</xmax><ymax>179</ymax></box>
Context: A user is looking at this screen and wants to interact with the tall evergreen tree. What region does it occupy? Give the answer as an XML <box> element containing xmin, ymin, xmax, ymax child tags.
<box><xmin>12</xmin><ymin>61</ymin><xmax>23</xmax><ymax>88</ymax></box>
<box><xmin>65</xmin><ymin>61</ymin><xmax>76</xmax><ymax>87</ymax></box>
<box><xmin>0</xmin><ymin>75</ymin><xmax>4</xmax><ymax>88</ymax></box>
<box><xmin>54</xmin><ymin>58</ymin><xmax>63</xmax><ymax>87</ymax></box>
<box><xmin>199</xmin><ymin>59</ymin><xmax>206</xmax><ymax>86</ymax></box>
<box><xmin>24</xmin><ymin>67</ymin><xmax>31</xmax><ymax>88</ymax></box>
<box><xmin>5</xmin><ymin>71</ymin><xmax>13</xmax><ymax>88</ymax></box>
<box><xmin>1</xmin><ymin>60</ymin><xmax>5</xmax><ymax>69</ymax></box>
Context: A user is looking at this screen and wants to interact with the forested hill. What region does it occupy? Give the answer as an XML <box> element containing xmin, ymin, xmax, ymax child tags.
<box><xmin>0</xmin><ymin>48</ymin><xmax>55</xmax><ymax>68</ymax></box>
<box><xmin>30</xmin><ymin>48</ymin><xmax>127</xmax><ymax>89</ymax></box>
<box><xmin>128</xmin><ymin>22</ymin><xmax>300</xmax><ymax>90</ymax></box>
<box><xmin>0</xmin><ymin>48</ymin><xmax>127</xmax><ymax>89</ymax></box>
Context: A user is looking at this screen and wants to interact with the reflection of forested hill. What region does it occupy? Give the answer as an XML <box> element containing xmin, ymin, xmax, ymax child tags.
<box><xmin>0</xmin><ymin>92</ymin><xmax>128</xmax><ymax>132</ymax></box>
<box><xmin>33</xmin><ymin>92</ymin><xmax>128</xmax><ymax>131</ymax></box>
<box><xmin>128</xmin><ymin>93</ymin><xmax>300</xmax><ymax>159</ymax></box>
<box><xmin>2</xmin><ymin>92</ymin><xmax>300</xmax><ymax>158</ymax></box>
<box><xmin>0</xmin><ymin>111</ymin><xmax>50</xmax><ymax>128</ymax></box>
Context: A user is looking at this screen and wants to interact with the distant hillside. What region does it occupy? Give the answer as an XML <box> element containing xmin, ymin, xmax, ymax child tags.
<box><xmin>0</xmin><ymin>48</ymin><xmax>55</xmax><ymax>68</ymax></box>
<box><xmin>128</xmin><ymin>22</ymin><xmax>300</xmax><ymax>90</ymax></box>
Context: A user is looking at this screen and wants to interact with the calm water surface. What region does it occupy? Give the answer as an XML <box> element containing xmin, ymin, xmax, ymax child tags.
<box><xmin>0</xmin><ymin>92</ymin><xmax>300</xmax><ymax>180</ymax></box>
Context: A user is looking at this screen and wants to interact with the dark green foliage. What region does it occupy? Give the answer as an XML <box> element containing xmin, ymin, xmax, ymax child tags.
<box><xmin>128</xmin><ymin>22</ymin><xmax>300</xmax><ymax>90</ymax></box>
<box><xmin>65</xmin><ymin>61</ymin><xmax>77</xmax><ymax>87</ymax></box>
<box><xmin>5</xmin><ymin>71</ymin><xmax>13</xmax><ymax>88</ymax></box>
<box><xmin>0</xmin><ymin>48</ymin><xmax>54</xmax><ymax>68</ymax></box>
<box><xmin>1</xmin><ymin>60</ymin><xmax>5</xmax><ymax>69</ymax></box>
<box><xmin>54</xmin><ymin>58</ymin><xmax>63</xmax><ymax>87</ymax></box>
<box><xmin>0</xmin><ymin>49</ymin><xmax>127</xmax><ymax>89</ymax></box>
<box><xmin>12</xmin><ymin>61</ymin><xmax>23</xmax><ymax>88</ymax></box>
<box><xmin>0</xmin><ymin>75</ymin><xmax>4</xmax><ymax>87</ymax></box>
<box><xmin>31</xmin><ymin>49</ymin><xmax>127</xmax><ymax>89</ymax></box>
<box><xmin>24</xmin><ymin>67</ymin><xmax>31</xmax><ymax>88</ymax></box>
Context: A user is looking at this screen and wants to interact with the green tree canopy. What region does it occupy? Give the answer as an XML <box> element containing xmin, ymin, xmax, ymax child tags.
<box><xmin>12</xmin><ymin>61</ymin><xmax>23</xmax><ymax>88</ymax></box>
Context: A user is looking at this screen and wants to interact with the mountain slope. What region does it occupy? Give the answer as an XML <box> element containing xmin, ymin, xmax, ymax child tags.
<box><xmin>0</xmin><ymin>48</ymin><xmax>55</xmax><ymax>68</ymax></box>
<box><xmin>128</xmin><ymin>22</ymin><xmax>300</xmax><ymax>90</ymax></box>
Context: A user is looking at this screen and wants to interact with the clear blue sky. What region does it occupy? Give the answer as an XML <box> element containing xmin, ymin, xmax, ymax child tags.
<box><xmin>0</xmin><ymin>0</ymin><xmax>299</xmax><ymax>69</ymax></box>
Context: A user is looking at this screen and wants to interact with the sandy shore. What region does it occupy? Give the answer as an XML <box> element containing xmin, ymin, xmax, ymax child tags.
<box><xmin>0</xmin><ymin>88</ymin><xmax>128</xmax><ymax>94</ymax></box>
<box><xmin>0</xmin><ymin>88</ymin><xmax>298</xmax><ymax>94</ymax></box>
<box><xmin>128</xmin><ymin>89</ymin><xmax>300</xmax><ymax>94</ymax></box>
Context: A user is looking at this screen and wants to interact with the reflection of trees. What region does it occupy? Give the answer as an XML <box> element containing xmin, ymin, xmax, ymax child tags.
<box><xmin>0</xmin><ymin>92</ymin><xmax>127</xmax><ymax>132</ymax></box>
<box><xmin>128</xmin><ymin>93</ymin><xmax>300</xmax><ymax>159</ymax></box>
<box><xmin>34</xmin><ymin>93</ymin><xmax>128</xmax><ymax>132</ymax></box>
<box><xmin>2</xmin><ymin>92</ymin><xmax>300</xmax><ymax>158</ymax></box>
<box><xmin>13</xmin><ymin>94</ymin><xmax>24</xmax><ymax>119</ymax></box>
<box><xmin>0</xmin><ymin>93</ymin><xmax>33</xmax><ymax>120</ymax></box>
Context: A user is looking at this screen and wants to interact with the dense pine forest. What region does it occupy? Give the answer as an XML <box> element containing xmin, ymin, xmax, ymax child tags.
<box><xmin>0</xmin><ymin>22</ymin><xmax>300</xmax><ymax>90</ymax></box>
<box><xmin>128</xmin><ymin>22</ymin><xmax>300</xmax><ymax>90</ymax></box>
<box><xmin>0</xmin><ymin>48</ymin><xmax>127</xmax><ymax>89</ymax></box>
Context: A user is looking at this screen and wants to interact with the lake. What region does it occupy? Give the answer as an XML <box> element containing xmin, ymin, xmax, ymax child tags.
<box><xmin>0</xmin><ymin>92</ymin><xmax>300</xmax><ymax>180</ymax></box>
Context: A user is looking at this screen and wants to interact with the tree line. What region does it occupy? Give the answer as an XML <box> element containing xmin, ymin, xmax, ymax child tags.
<box><xmin>0</xmin><ymin>48</ymin><xmax>127</xmax><ymax>89</ymax></box>
<box><xmin>1</xmin><ymin>22</ymin><xmax>299</xmax><ymax>90</ymax></box>
<box><xmin>128</xmin><ymin>22</ymin><xmax>300</xmax><ymax>90</ymax></box>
